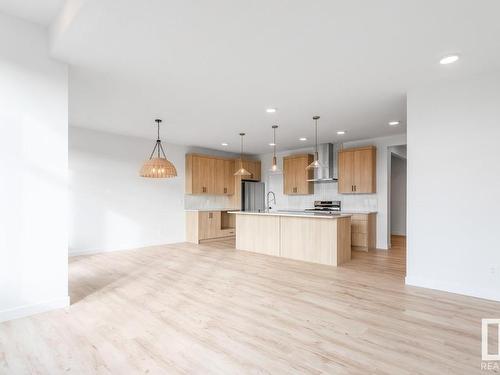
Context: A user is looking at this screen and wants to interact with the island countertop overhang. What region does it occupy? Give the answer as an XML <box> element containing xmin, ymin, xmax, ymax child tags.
<box><xmin>228</xmin><ymin>211</ymin><xmax>352</xmax><ymax>219</ymax></box>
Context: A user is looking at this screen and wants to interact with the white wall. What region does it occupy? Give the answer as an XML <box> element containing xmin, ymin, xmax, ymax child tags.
<box><xmin>390</xmin><ymin>155</ymin><xmax>406</xmax><ymax>235</ymax></box>
<box><xmin>69</xmin><ymin>126</ymin><xmax>238</xmax><ymax>255</ymax></box>
<box><xmin>407</xmin><ymin>72</ymin><xmax>500</xmax><ymax>301</ymax></box>
<box><xmin>0</xmin><ymin>13</ymin><xmax>69</xmax><ymax>322</ymax></box>
<box><xmin>260</xmin><ymin>133</ymin><xmax>406</xmax><ymax>249</ymax></box>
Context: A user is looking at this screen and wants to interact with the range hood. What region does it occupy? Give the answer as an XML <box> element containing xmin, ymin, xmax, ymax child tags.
<box><xmin>307</xmin><ymin>143</ymin><xmax>340</xmax><ymax>182</ymax></box>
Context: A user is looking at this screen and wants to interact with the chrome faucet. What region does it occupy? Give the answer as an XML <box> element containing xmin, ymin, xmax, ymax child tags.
<box><xmin>266</xmin><ymin>191</ymin><xmax>276</xmax><ymax>211</ymax></box>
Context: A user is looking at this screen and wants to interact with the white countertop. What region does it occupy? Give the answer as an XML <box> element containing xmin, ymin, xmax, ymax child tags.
<box><xmin>185</xmin><ymin>208</ymin><xmax>236</xmax><ymax>212</ymax></box>
<box><xmin>340</xmin><ymin>210</ymin><xmax>377</xmax><ymax>214</ymax></box>
<box><xmin>229</xmin><ymin>211</ymin><xmax>352</xmax><ymax>219</ymax></box>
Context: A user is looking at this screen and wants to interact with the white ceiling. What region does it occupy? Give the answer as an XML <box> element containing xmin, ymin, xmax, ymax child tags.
<box><xmin>0</xmin><ymin>0</ymin><xmax>64</xmax><ymax>26</ymax></box>
<box><xmin>3</xmin><ymin>0</ymin><xmax>500</xmax><ymax>153</ymax></box>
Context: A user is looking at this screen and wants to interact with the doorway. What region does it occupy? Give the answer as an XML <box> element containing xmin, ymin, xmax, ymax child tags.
<box><xmin>389</xmin><ymin>146</ymin><xmax>407</xmax><ymax>251</ymax></box>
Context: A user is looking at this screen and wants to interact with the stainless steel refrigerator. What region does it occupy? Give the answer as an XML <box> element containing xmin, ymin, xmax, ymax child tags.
<box><xmin>241</xmin><ymin>181</ymin><xmax>265</xmax><ymax>212</ymax></box>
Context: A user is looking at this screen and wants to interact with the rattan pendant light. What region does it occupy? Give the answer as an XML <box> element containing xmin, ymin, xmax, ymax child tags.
<box><xmin>306</xmin><ymin>116</ymin><xmax>324</xmax><ymax>170</ymax></box>
<box><xmin>269</xmin><ymin>125</ymin><xmax>281</xmax><ymax>173</ymax></box>
<box><xmin>234</xmin><ymin>133</ymin><xmax>251</xmax><ymax>176</ymax></box>
<box><xmin>140</xmin><ymin>119</ymin><xmax>177</xmax><ymax>178</ymax></box>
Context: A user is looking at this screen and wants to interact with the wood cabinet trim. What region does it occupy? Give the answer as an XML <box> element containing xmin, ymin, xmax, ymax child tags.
<box><xmin>283</xmin><ymin>154</ymin><xmax>312</xmax><ymax>160</ymax></box>
<box><xmin>186</xmin><ymin>153</ymin><xmax>235</xmax><ymax>161</ymax></box>
<box><xmin>340</xmin><ymin>145</ymin><xmax>376</xmax><ymax>153</ymax></box>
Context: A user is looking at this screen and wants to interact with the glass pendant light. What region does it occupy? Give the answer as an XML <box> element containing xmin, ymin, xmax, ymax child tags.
<box><xmin>269</xmin><ymin>125</ymin><xmax>281</xmax><ymax>173</ymax></box>
<box><xmin>234</xmin><ymin>133</ymin><xmax>251</xmax><ymax>176</ymax></box>
<box><xmin>140</xmin><ymin>119</ymin><xmax>177</xmax><ymax>178</ymax></box>
<box><xmin>306</xmin><ymin>115</ymin><xmax>323</xmax><ymax>170</ymax></box>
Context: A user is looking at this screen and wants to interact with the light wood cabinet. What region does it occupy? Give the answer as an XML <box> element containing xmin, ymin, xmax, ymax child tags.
<box><xmin>214</xmin><ymin>159</ymin><xmax>235</xmax><ymax>195</ymax></box>
<box><xmin>234</xmin><ymin>213</ymin><xmax>351</xmax><ymax>266</ymax></box>
<box><xmin>187</xmin><ymin>155</ymin><xmax>214</xmax><ymax>194</ymax></box>
<box><xmin>338</xmin><ymin>146</ymin><xmax>376</xmax><ymax>194</ymax></box>
<box><xmin>240</xmin><ymin>160</ymin><xmax>261</xmax><ymax>181</ymax></box>
<box><xmin>186</xmin><ymin>210</ymin><xmax>236</xmax><ymax>243</ymax></box>
<box><xmin>186</xmin><ymin>154</ymin><xmax>235</xmax><ymax>195</ymax></box>
<box><xmin>283</xmin><ymin>154</ymin><xmax>314</xmax><ymax>195</ymax></box>
<box><xmin>198</xmin><ymin>211</ymin><xmax>221</xmax><ymax>240</ymax></box>
<box><xmin>350</xmin><ymin>213</ymin><xmax>376</xmax><ymax>251</ymax></box>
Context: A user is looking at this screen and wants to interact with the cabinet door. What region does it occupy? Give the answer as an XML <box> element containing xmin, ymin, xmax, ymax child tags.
<box><xmin>223</xmin><ymin>160</ymin><xmax>235</xmax><ymax>195</ymax></box>
<box><xmin>353</xmin><ymin>149</ymin><xmax>376</xmax><ymax>193</ymax></box>
<box><xmin>200</xmin><ymin>157</ymin><xmax>216</xmax><ymax>194</ymax></box>
<box><xmin>338</xmin><ymin>150</ymin><xmax>355</xmax><ymax>193</ymax></box>
<box><xmin>243</xmin><ymin>160</ymin><xmax>258</xmax><ymax>181</ymax></box>
<box><xmin>242</xmin><ymin>160</ymin><xmax>261</xmax><ymax>181</ymax></box>
<box><xmin>199</xmin><ymin>211</ymin><xmax>221</xmax><ymax>240</ymax></box>
<box><xmin>191</xmin><ymin>156</ymin><xmax>206</xmax><ymax>194</ymax></box>
<box><xmin>214</xmin><ymin>159</ymin><xmax>226</xmax><ymax>195</ymax></box>
<box><xmin>294</xmin><ymin>155</ymin><xmax>314</xmax><ymax>194</ymax></box>
<box><xmin>252</xmin><ymin>160</ymin><xmax>261</xmax><ymax>181</ymax></box>
<box><xmin>283</xmin><ymin>157</ymin><xmax>295</xmax><ymax>194</ymax></box>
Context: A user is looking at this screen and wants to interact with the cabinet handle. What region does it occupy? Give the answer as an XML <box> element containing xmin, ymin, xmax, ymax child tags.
<box><xmin>208</xmin><ymin>212</ymin><xmax>213</xmax><ymax>219</ymax></box>
<box><xmin>354</xmin><ymin>185</ymin><xmax>357</xmax><ymax>192</ymax></box>
<box><xmin>351</xmin><ymin>185</ymin><xmax>354</xmax><ymax>192</ymax></box>
<box><xmin>224</xmin><ymin>187</ymin><xmax>227</xmax><ymax>193</ymax></box>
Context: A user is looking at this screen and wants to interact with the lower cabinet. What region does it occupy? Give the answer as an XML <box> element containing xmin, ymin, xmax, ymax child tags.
<box><xmin>186</xmin><ymin>210</ymin><xmax>236</xmax><ymax>244</ymax></box>
<box><xmin>350</xmin><ymin>213</ymin><xmax>376</xmax><ymax>251</ymax></box>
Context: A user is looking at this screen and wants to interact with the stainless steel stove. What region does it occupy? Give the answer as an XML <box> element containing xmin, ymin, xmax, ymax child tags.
<box><xmin>304</xmin><ymin>200</ymin><xmax>341</xmax><ymax>213</ymax></box>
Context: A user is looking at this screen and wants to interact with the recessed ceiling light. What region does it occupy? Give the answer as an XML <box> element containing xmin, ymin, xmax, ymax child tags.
<box><xmin>388</xmin><ymin>121</ymin><xmax>400</xmax><ymax>126</ymax></box>
<box><xmin>299</xmin><ymin>137</ymin><xmax>307</xmax><ymax>141</ymax></box>
<box><xmin>440</xmin><ymin>55</ymin><xmax>459</xmax><ymax>65</ymax></box>
<box><xmin>221</xmin><ymin>142</ymin><xmax>228</xmax><ymax>146</ymax></box>
<box><xmin>266</xmin><ymin>108</ymin><xmax>277</xmax><ymax>113</ymax></box>
<box><xmin>269</xmin><ymin>142</ymin><xmax>276</xmax><ymax>146</ymax></box>
<box><xmin>337</xmin><ymin>130</ymin><xmax>346</xmax><ymax>135</ymax></box>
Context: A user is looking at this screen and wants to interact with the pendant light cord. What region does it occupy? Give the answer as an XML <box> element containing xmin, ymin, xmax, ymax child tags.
<box><xmin>315</xmin><ymin>118</ymin><xmax>318</xmax><ymax>155</ymax></box>
<box><xmin>273</xmin><ymin>127</ymin><xmax>277</xmax><ymax>157</ymax></box>
<box><xmin>313</xmin><ymin>116</ymin><xmax>320</xmax><ymax>161</ymax></box>
<box><xmin>149</xmin><ymin>119</ymin><xmax>167</xmax><ymax>160</ymax></box>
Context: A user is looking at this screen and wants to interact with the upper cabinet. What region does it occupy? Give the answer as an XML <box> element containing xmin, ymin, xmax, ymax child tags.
<box><xmin>239</xmin><ymin>159</ymin><xmax>261</xmax><ymax>181</ymax></box>
<box><xmin>283</xmin><ymin>154</ymin><xmax>314</xmax><ymax>195</ymax></box>
<box><xmin>186</xmin><ymin>154</ymin><xmax>235</xmax><ymax>195</ymax></box>
<box><xmin>338</xmin><ymin>146</ymin><xmax>376</xmax><ymax>194</ymax></box>
<box><xmin>214</xmin><ymin>158</ymin><xmax>235</xmax><ymax>195</ymax></box>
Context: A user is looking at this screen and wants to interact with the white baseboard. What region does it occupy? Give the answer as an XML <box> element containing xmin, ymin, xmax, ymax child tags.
<box><xmin>0</xmin><ymin>296</ymin><xmax>70</xmax><ymax>323</ymax></box>
<box><xmin>69</xmin><ymin>240</ymin><xmax>184</xmax><ymax>257</ymax></box>
<box><xmin>405</xmin><ymin>276</ymin><xmax>500</xmax><ymax>302</ymax></box>
<box><xmin>69</xmin><ymin>247</ymin><xmax>122</xmax><ymax>257</ymax></box>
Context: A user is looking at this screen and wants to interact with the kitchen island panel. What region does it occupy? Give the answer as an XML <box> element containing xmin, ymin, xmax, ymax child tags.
<box><xmin>235</xmin><ymin>214</ymin><xmax>280</xmax><ymax>256</ymax></box>
<box><xmin>232</xmin><ymin>212</ymin><xmax>351</xmax><ymax>267</ymax></box>
<box><xmin>280</xmin><ymin>216</ymin><xmax>336</xmax><ymax>265</ymax></box>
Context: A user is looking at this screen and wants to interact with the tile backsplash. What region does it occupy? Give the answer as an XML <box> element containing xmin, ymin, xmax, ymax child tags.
<box><xmin>184</xmin><ymin>173</ymin><xmax>378</xmax><ymax>212</ymax></box>
<box><xmin>266</xmin><ymin>173</ymin><xmax>377</xmax><ymax>211</ymax></box>
<box><xmin>184</xmin><ymin>194</ymin><xmax>235</xmax><ymax>210</ymax></box>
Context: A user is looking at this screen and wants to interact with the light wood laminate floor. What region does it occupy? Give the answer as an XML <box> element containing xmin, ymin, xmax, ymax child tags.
<box><xmin>1</xmin><ymin>238</ymin><xmax>499</xmax><ymax>374</ymax></box>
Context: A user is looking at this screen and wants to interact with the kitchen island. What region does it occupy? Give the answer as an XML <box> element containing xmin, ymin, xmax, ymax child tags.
<box><xmin>229</xmin><ymin>211</ymin><xmax>352</xmax><ymax>266</ymax></box>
